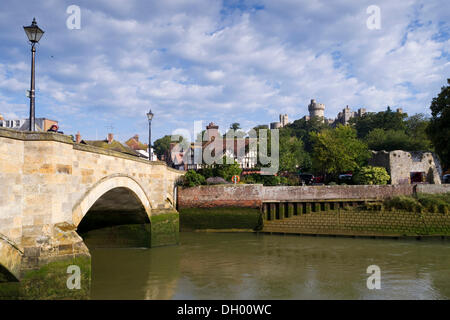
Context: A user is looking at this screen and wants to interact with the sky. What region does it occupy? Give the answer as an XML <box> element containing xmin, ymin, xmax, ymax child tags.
<box><xmin>0</xmin><ymin>0</ymin><xmax>449</xmax><ymax>143</ymax></box>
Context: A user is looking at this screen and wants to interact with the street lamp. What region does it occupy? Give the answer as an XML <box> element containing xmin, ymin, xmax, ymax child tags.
<box><xmin>147</xmin><ymin>109</ymin><xmax>154</xmax><ymax>160</ymax></box>
<box><xmin>23</xmin><ymin>18</ymin><xmax>44</xmax><ymax>131</ymax></box>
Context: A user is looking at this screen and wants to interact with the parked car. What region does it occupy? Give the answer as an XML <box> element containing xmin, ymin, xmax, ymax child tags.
<box><xmin>338</xmin><ymin>173</ymin><xmax>353</xmax><ymax>184</ymax></box>
<box><xmin>299</xmin><ymin>173</ymin><xmax>314</xmax><ymax>185</ymax></box>
<box><xmin>443</xmin><ymin>174</ymin><xmax>450</xmax><ymax>184</ymax></box>
<box><xmin>313</xmin><ymin>175</ymin><xmax>324</xmax><ymax>184</ymax></box>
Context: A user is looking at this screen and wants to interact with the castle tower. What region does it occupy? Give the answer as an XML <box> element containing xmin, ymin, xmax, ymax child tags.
<box><xmin>279</xmin><ymin>114</ymin><xmax>289</xmax><ymax>127</ymax></box>
<box><xmin>308</xmin><ymin>99</ymin><xmax>325</xmax><ymax>120</ymax></box>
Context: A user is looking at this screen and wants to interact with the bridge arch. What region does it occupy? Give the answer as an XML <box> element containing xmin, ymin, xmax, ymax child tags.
<box><xmin>0</xmin><ymin>235</ymin><xmax>22</xmax><ymax>282</ymax></box>
<box><xmin>72</xmin><ymin>174</ymin><xmax>152</xmax><ymax>227</ymax></box>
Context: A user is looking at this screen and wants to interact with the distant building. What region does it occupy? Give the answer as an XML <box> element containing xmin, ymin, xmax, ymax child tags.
<box><xmin>333</xmin><ymin>105</ymin><xmax>367</xmax><ymax>126</ymax></box>
<box><xmin>369</xmin><ymin>150</ymin><xmax>442</xmax><ymax>185</ymax></box>
<box><xmin>83</xmin><ymin>133</ymin><xmax>147</xmax><ymax>159</ymax></box>
<box><xmin>270</xmin><ymin>114</ymin><xmax>289</xmax><ymax>129</ymax></box>
<box><xmin>0</xmin><ymin>114</ymin><xmax>58</xmax><ymax>132</ymax></box>
<box><xmin>167</xmin><ymin>122</ymin><xmax>258</xmax><ymax>171</ymax></box>
<box><xmin>303</xmin><ymin>99</ymin><xmax>327</xmax><ymax>122</ymax></box>
<box><xmin>124</xmin><ymin>134</ymin><xmax>157</xmax><ymax>160</ymax></box>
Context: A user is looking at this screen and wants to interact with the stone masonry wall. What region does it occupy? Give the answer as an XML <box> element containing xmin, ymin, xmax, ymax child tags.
<box><xmin>0</xmin><ymin>127</ymin><xmax>184</xmax><ymax>276</ymax></box>
<box><xmin>263</xmin><ymin>210</ymin><xmax>450</xmax><ymax>237</ymax></box>
<box><xmin>178</xmin><ymin>184</ymin><xmax>450</xmax><ymax>209</ymax></box>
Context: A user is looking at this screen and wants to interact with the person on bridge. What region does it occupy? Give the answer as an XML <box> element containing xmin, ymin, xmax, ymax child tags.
<box><xmin>47</xmin><ymin>124</ymin><xmax>63</xmax><ymax>134</ymax></box>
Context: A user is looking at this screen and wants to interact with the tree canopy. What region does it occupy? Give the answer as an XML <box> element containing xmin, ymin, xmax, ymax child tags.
<box><xmin>427</xmin><ymin>79</ymin><xmax>450</xmax><ymax>169</ymax></box>
<box><xmin>310</xmin><ymin>125</ymin><xmax>371</xmax><ymax>179</ymax></box>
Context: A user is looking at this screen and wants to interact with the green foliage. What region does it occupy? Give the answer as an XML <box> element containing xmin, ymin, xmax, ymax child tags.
<box><xmin>353</xmin><ymin>166</ymin><xmax>390</xmax><ymax>185</ymax></box>
<box><xmin>351</xmin><ymin>106</ymin><xmax>407</xmax><ymax>139</ymax></box>
<box><xmin>310</xmin><ymin>125</ymin><xmax>371</xmax><ymax>179</ymax></box>
<box><xmin>366</xmin><ymin>128</ymin><xmax>427</xmax><ymax>151</ymax></box>
<box><xmin>183</xmin><ymin>170</ymin><xmax>206</xmax><ymax>187</ymax></box>
<box><xmin>383</xmin><ymin>193</ymin><xmax>450</xmax><ymax>214</ymax></box>
<box><xmin>405</xmin><ymin>113</ymin><xmax>432</xmax><ymax>150</ymax></box>
<box><xmin>279</xmin><ymin>130</ymin><xmax>308</xmax><ymax>172</ymax></box>
<box><xmin>427</xmin><ymin>79</ymin><xmax>450</xmax><ymax>169</ymax></box>
<box><xmin>153</xmin><ymin>135</ymin><xmax>182</xmax><ymax>158</ymax></box>
<box><xmin>196</xmin><ymin>157</ymin><xmax>242</xmax><ymax>182</ymax></box>
<box><xmin>384</xmin><ymin>196</ymin><xmax>423</xmax><ymax>213</ymax></box>
<box><xmin>241</xmin><ymin>174</ymin><xmax>281</xmax><ymax>186</ymax></box>
<box><xmin>416</xmin><ymin>193</ymin><xmax>450</xmax><ymax>214</ymax></box>
<box><xmin>285</xmin><ymin>117</ymin><xmax>330</xmax><ymax>152</ymax></box>
<box><xmin>215</xmin><ymin>158</ymin><xmax>242</xmax><ymax>181</ymax></box>
<box><xmin>230</xmin><ymin>122</ymin><xmax>241</xmax><ymax>130</ymax></box>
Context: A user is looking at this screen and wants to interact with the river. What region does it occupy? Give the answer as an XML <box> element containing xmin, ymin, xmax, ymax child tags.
<box><xmin>88</xmin><ymin>232</ymin><xmax>450</xmax><ymax>300</ymax></box>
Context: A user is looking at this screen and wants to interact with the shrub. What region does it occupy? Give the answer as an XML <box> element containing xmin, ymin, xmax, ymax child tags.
<box><xmin>384</xmin><ymin>196</ymin><xmax>423</xmax><ymax>213</ymax></box>
<box><xmin>353</xmin><ymin>166</ymin><xmax>390</xmax><ymax>185</ymax></box>
<box><xmin>328</xmin><ymin>181</ymin><xmax>337</xmax><ymax>186</ymax></box>
<box><xmin>416</xmin><ymin>193</ymin><xmax>450</xmax><ymax>214</ymax></box>
<box><xmin>183</xmin><ymin>170</ymin><xmax>206</xmax><ymax>187</ymax></box>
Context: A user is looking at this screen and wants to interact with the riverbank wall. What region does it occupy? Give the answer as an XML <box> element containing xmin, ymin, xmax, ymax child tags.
<box><xmin>177</xmin><ymin>184</ymin><xmax>450</xmax><ymax>236</ymax></box>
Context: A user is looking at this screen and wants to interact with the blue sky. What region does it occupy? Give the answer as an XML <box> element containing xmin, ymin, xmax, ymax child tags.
<box><xmin>0</xmin><ymin>0</ymin><xmax>449</xmax><ymax>143</ymax></box>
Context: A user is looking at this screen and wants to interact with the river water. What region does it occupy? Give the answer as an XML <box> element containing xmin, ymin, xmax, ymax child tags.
<box><xmin>89</xmin><ymin>232</ymin><xmax>450</xmax><ymax>300</ymax></box>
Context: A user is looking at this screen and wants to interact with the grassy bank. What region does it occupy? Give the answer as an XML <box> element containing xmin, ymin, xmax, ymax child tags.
<box><xmin>360</xmin><ymin>192</ymin><xmax>450</xmax><ymax>214</ymax></box>
<box><xmin>179</xmin><ymin>207</ymin><xmax>262</xmax><ymax>231</ymax></box>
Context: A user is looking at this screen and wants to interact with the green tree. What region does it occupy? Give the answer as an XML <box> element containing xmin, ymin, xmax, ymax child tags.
<box><xmin>404</xmin><ymin>113</ymin><xmax>432</xmax><ymax>150</ymax></box>
<box><xmin>153</xmin><ymin>135</ymin><xmax>172</xmax><ymax>158</ymax></box>
<box><xmin>215</xmin><ymin>157</ymin><xmax>242</xmax><ymax>181</ymax></box>
<box><xmin>366</xmin><ymin>127</ymin><xmax>431</xmax><ymax>151</ymax></box>
<box><xmin>183</xmin><ymin>170</ymin><xmax>206</xmax><ymax>187</ymax></box>
<box><xmin>279</xmin><ymin>130</ymin><xmax>307</xmax><ymax>172</ymax></box>
<box><xmin>310</xmin><ymin>125</ymin><xmax>371</xmax><ymax>180</ymax></box>
<box><xmin>286</xmin><ymin>117</ymin><xmax>330</xmax><ymax>152</ymax></box>
<box><xmin>427</xmin><ymin>79</ymin><xmax>450</xmax><ymax>169</ymax></box>
<box><xmin>353</xmin><ymin>166</ymin><xmax>390</xmax><ymax>185</ymax></box>
<box><xmin>230</xmin><ymin>122</ymin><xmax>241</xmax><ymax>130</ymax></box>
<box><xmin>351</xmin><ymin>106</ymin><xmax>407</xmax><ymax>139</ymax></box>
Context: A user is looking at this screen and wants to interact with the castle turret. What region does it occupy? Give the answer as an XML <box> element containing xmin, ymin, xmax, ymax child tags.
<box><xmin>308</xmin><ymin>99</ymin><xmax>325</xmax><ymax>121</ymax></box>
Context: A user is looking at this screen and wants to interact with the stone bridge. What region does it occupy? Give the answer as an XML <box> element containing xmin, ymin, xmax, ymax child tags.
<box><xmin>0</xmin><ymin>127</ymin><xmax>183</xmax><ymax>298</ymax></box>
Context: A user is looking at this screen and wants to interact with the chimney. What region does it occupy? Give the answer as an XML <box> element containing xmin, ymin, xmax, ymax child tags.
<box><xmin>75</xmin><ymin>131</ymin><xmax>81</xmax><ymax>144</ymax></box>
<box><xmin>107</xmin><ymin>133</ymin><xmax>113</xmax><ymax>144</ymax></box>
<box><xmin>133</xmin><ymin>134</ymin><xmax>139</xmax><ymax>141</ymax></box>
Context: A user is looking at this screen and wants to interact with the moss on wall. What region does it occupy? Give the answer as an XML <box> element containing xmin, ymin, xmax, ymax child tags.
<box><xmin>179</xmin><ymin>207</ymin><xmax>262</xmax><ymax>231</ymax></box>
<box><xmin>0</xmin><ymin>255</ymin><xmax>91</xmax><ymax>300</ymax></box>
<box><xmin>263</xmin><ymin>209</ymin><xmax>450</xmax><ymax>237</ymax></box>
<box><xmin>80</xmin><ymin>224</ymin><xmax>151</xmax><ymax>248</ymax></box>
<box><xmin>150</xmin><ymin>210</ymin><xmax>180</xmax><ymax>247</ymax></box>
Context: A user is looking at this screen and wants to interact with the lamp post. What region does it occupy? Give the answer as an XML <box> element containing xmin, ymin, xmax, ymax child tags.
<box><xmin>147</xmin><ymin>109</ymin><xmax>154</xmax><ymax>160</ymax></box>
<box><xmin>23</xmin><ymin>18</ymin><xmax>44</xmax><ymax>131</ymax></box>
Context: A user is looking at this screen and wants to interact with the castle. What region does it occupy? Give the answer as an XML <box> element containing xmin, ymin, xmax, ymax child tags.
<box><xmin>272</xmin><ymin>99</ymin><xmax>403</xmax><ymax>128</ymax></box>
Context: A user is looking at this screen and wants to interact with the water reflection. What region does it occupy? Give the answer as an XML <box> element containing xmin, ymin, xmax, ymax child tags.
<box><xmin>90</xmin><ymin>233</ymin><xmax>450</xmax><ymax>300</ymax></box>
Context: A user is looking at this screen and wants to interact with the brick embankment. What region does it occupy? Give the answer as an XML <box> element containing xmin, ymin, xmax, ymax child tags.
<box><xmin>262</xmin><ymin>210</ymin><xmax>450</xmax><ymax>238</ymax></box>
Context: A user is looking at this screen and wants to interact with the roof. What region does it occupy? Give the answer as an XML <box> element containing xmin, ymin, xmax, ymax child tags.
<box><xmin>125</xmin><ymin>136</ymin><xmax>148</xmax><ymax>151</ymax></box>
<box><xmin>84</xmin><ymin>139</ymin><xmax>141</xmax><ymax>157</ymax></box>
